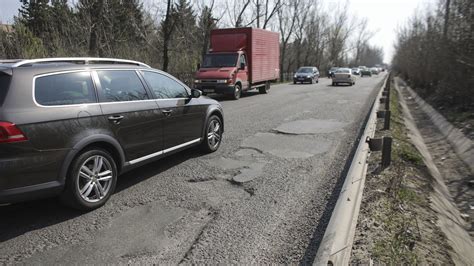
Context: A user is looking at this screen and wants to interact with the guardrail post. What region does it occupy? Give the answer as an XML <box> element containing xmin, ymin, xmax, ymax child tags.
<box><xmin>381</xmin><ymin>137</ymin><xmax>392</xmax><ymax>169</ymax></box>
<box><xmin>383</xmin><ymin>111</ymin><xmax>391</xmax><ymax>130</ymax></box>
<box><xmin>366</xmin><ymin>137</ymin><xmax>392</xmax><ymax>169</ymax></box>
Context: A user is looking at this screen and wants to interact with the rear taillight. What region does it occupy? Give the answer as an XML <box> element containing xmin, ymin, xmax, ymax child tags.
<box><xmin>0</xmin><ymin>122</ymin><xmax>28</xmax><ymax>143</ymax></box>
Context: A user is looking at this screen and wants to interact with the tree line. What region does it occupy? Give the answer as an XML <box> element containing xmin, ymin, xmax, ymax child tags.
<box><xmin>392</xmin><ymin>0</ymin><xmax>473</xmax><ymax>109</ymax></box>
<box><xmin>0</xmin><ymin>0</ymin><xmax>384</xmax><ymax>81</ymax></box>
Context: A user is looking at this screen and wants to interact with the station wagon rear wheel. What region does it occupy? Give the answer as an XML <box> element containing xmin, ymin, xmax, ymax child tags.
<box><xmin>60</xmin><ymin>149</ymin><xmax>117</xmax><ymax>210</ymax></box>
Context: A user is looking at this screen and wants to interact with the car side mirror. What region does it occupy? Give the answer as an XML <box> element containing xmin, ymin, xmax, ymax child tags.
<box><xmin>240</xmin><ymin>62</ymin><xmax>245</xmax><ymax>70</ymax></box>
<box><xmin>190</xmin><ymin>88</ymin><xmax>202</xmax><ymax>98</ymax></box>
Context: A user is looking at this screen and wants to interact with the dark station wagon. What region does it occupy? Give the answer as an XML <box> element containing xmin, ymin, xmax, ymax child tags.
<box><xmin>0</xmin><ymin>58</ymin><xmax>224</xmax><ymax>210</ymax></box>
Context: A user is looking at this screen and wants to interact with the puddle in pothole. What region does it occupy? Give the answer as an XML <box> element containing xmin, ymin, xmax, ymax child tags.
<box><xmin>241</xmin><ymin>132</ymin><xmax>331</xmax><ymax>159</ymax></box>
<box><xmin>274</xmin><ymin>119</ymin><xmax>347</xmax><ymax>135</ymax></box>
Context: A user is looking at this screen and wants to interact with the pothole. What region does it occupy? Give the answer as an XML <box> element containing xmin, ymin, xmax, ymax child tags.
<box><xmin>241</xmin><ymin>132</ymin><xmax>331</xmax><ymax>159</ymax></box>
<box><xmin>204</xmin><ymin>157</ymin><xmax>267</xmax><ymax>184</ymax></box>
<box><xmin>274</xmin><ymin>119</ymin><xmax>347</xmax><ymax>135</ymax></box>
<box><xmin>232</xmin><ymin>162</ymin><xmax>266</xmax><ymax>183</ymax></box>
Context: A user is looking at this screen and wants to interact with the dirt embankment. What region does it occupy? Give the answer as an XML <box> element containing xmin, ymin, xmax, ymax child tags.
<box><xmin>351</xmin><ymin>76</ymin><xmax>473</xmax><ymax>264</ymax></box>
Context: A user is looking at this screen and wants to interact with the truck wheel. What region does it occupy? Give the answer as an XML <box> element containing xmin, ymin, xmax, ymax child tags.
<box><xmin>232</xmin><ymin>84</ymin><xmax>241</xmax><ymax>100</ymax></box>
<box><xmin>259</xmin><ymin>82</ymin><xmax>270</xmax><ymax>94</ymax></box>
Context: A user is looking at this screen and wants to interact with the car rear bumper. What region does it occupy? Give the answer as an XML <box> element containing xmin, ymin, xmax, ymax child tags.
<box><xmin>0</xmin><ymin>181</ymin><xmax>63</xmax><ymax>204</ymax></box>
<box><xmin>0</xmin><ymin>147</ymin><xmax>68</xmax><ymax>203</ymax></box>
<box><xmin>332</xmin><ymin>78</ymin><xmax>353</xmax><ymax>83</ymax></box>
<box><xmin>195</xmin><ymin>83</ymin><xmax>235</xmax><ymax>94</ymax></box>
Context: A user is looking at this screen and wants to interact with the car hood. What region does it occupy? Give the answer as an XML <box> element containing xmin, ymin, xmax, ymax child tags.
<box><xmin>195</xmin><ymin>67</ymin><xmax>235</xmax><ymax>79</ymax></box>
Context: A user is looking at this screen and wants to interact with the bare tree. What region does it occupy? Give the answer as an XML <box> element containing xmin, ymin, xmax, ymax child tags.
<box><xmin>277</xmin><ymin>0</ymin><xmax>299</xmax><ymax>80</ymax></box>
<box><xmin>161</xmin><ymin>0</ymin><xmax>176</xmax><ymax>72</ymax></box>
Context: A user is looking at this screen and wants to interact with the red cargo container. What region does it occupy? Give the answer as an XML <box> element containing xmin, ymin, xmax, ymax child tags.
<box><xmin>194</xmin><ymin>27</ymin><xmax>280</xmax><ymax>100</ymax></box>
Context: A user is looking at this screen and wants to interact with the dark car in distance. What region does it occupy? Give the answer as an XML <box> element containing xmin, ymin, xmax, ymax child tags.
<box><xmin>293</xmin><ymin>66</ymin><xmax>320</xmax><ymax>84</ymax></box>
<box><xmin>0</xmin><ymin>58</ymin><xmax>224</xmax><ymax>210</ymax></box>
<box><xmin>327</xmin><ymin>67</ymin><xmax>339</xmax><ymax>78</ymax></box>
<box><xmin>360</xmin><ymin>67</ymin><xmax>372</xmax><ymax>77</ymax></box>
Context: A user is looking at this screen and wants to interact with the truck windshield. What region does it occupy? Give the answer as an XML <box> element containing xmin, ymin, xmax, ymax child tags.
<box><xmin>202</xmin><ymin>54</ymin><xmax>238</xmax><ymax>68</ymax></box>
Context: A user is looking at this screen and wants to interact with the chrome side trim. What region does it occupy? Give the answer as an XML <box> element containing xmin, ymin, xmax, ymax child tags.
<box><xmin>128</xmin><ymin>138</ymin><xmax>201</xmax><ymax>165</ymax></box>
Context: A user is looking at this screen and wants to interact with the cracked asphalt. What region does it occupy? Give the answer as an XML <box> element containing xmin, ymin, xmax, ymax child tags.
<box><xmin>0</xmin><ymin>74</ymin><xmax>386</xmax><ymax>264</ymax></box>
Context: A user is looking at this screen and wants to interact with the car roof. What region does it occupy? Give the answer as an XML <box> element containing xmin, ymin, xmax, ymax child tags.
<box><xmin>0</xmin><ymin>58</ymin><xmax>151</xmax><ymax>75</ymax></box>
<box><xmin>6</xmin><ymin>63</ymin><xmax>152</xmax><ymax>77</ymax></box>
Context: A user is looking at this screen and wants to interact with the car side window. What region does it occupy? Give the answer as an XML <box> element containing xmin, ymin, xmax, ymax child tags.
<box><xmin>141</xmin><ymin>71</ymin><xmax>189</xmax><ymax>99</ymax></box>
<box><xmin>35</xmin><ymin>72</ymin><xmax>96</xmax><ymax>106</ymax></box>
<box><xmin>97</xmin><ymin>70</ymin><xmax>149</xmax><ymax>102</ymax></box>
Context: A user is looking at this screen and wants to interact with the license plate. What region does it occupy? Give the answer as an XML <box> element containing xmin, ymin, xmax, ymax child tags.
<box><xmin>298</xmin><ymin>78</ymin><xmax>304</xmax><ymax>80</ymax></box>
<box><xmin>203</xmin><ymin>89</ymin><xmax>214</xmax><ymax>93</ymax></box>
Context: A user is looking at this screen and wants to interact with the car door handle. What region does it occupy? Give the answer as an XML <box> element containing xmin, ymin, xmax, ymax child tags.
<box><xmin>108</xmin><ymin>115</ymin><xmax>124</xmax><ymax>124</ymax></box>
<box><xmin>162</xmin><ymin>110</ymin><xmax>173</xmax><ymax>116</ymax></box>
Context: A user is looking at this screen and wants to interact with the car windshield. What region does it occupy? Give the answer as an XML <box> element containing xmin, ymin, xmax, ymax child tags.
<box><xmin>297</xmin><ymin>68</ymin><xmax>313</xmax><ymax>73</ymax></box>
<box><xmin>336</xmin><ymin>68</ymin><xmax>350</xmax><ymax>73</ymax></box>
<box><xmin>202</xmin><ymin>53</ymin><xmax>238</xmax><ymax>68</ymax></box>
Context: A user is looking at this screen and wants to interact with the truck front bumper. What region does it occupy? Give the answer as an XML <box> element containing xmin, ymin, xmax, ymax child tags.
<box><xmin>195</xmin><ymin>83</ymin><xmax>235</xmax><ymax>95</ymax></box>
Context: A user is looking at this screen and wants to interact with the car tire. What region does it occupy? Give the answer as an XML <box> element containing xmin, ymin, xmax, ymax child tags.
<box><xmin>60</xmin><ymin>148</ymin><xmax>117</xmax><ymax>211</ymax></box>
<box><xmin>332</xmin><ymin>82</ymin><xmax>336</xmax><ymax>86</ymax></box>
<box><xmin>316</xmin><ymin>78</ymin><xmax>319</xmax><ymax>83</ymax></box>
<box><xmin>232</xmin><ymin>84</ymin><xmax>241</xmax><ymax>100</ymax></box>
<box><xmin>201</xmin><ymin>115</ymin><xmax>223</xmax><ymax>153</ymax></box>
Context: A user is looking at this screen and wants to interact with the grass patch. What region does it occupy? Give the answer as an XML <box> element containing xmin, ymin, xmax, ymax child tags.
<box><xmin>390</xmin><ymin>86</ymin><xmax>424</xmax><ymax>166</ymax></box>
<box><xmin>353</xmin><ymin>78</ymin><xmax>453</xmax><ymax>265</ymax></box>
<box><xmin>368</xmin><ymin>81</ymin><xmax>427</xmax><ymax>263</ymax></box>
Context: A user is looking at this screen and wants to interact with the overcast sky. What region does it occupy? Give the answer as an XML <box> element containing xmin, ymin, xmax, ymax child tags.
<box><xmin>0</xmin><ymin>0</ymin><xmax>435</xmax><ymax>62</ymax></box>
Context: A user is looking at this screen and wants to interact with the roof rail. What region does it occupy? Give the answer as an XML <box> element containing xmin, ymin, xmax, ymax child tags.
<box><xmin>0</xmin><ymin>59</ymin><xmax>22</xmax><ymax>64</ymax></box>
<box><xmin>11</xmin><ymin>57</ymin><xmax>151</xmax><ymax>68</ymax></box>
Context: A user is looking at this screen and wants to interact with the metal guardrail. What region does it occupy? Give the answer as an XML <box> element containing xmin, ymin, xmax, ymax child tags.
<box><xmin>314</xmin><ymin>73</ymin><xmax>390</xmax><ymax>265</ymax></box>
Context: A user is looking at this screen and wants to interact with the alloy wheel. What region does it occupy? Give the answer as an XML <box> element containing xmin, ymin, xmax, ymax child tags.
<box><xmin>77</xmin><ymin>155</ymin><xmax>114</xmax><ymax>203</ymax></box>
<box><xmin>207</xmin><ymin>119</ymin><xmax>221</xmax><ymax>149</ymax></box>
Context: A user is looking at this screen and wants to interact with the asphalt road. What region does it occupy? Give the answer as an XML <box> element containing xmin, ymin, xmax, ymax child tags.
<box><xmin>0</xmin><ymin>73</ymin><xmax>386</xmax><ymax>264</ymax></box>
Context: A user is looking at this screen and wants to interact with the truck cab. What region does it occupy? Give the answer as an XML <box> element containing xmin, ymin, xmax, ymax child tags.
<box><xmin>194</xmin><ymin>51</ymin><xmax>248</xmax><ymax>99</ymax></box>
